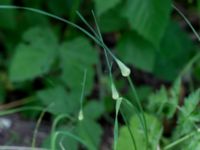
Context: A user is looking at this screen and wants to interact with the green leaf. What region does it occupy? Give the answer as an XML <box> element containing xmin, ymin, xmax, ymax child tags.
<box><xmin>47</xmin><ymin>0</ymin><xmax>70</xmax><ymax>16</ymax></box>
<box><xmin>117</xmin><ymin>114</ymin><xmax>162</xmax><ymax>150</ymax></box>
<box><xmin>21</xmin><ymin>12</ymin><xmax>49</xmax><ymax>28</ymax></box>
<box><xmin>59</xmin><ymin>37</ymin><xmax>98</xmax><ymax>94</ymax></box>
<box><xmin>76</xmin><ymin>119</ymin><xmax>103</xmax><ymax>150</ymax></box>
<box><xmin>99</xmin><ymin>6</ymin><xmax>127</xmax><ymax>33</ymax></box>
<box><xmin>83</xmin><ymin>101</ymin><xmax>104</xmax><ymax>120</ymax></box>
<box><xmin>122</xmin><ymin>0</ymin><xmax>172</xmax><ymax>46</ymax></box>
<box><xmin>0</xmin><ymin>0</ymin><xmax>17</xmax><ymax>29</ymax></box>
<box><xmin>173</xmin><ymin>91</ymin><xmax>200</xmax><ymax>150</ymax></box>
<box><xmin>148</xmin><ymin>87</ymin><xmax>168</xmax><ymax>116</ymax></box>
<box><xmin>154</xmin><ymin>22</ymin><xmax>195</xmax><ymax>81</ymax></box>
<box><xmin>37</xmin><ymin>86</ymin><xmax>80</xmax><ymax>115</ymax></box>
<box><xmin>181</xmin><ymin>89</ymin><xmax>200</xmax><ymax>117</ymax></box>
<box><xmin>9</xmin><ymin>27</ymin><xmax>58</xmax><ymax>81</ymax></box>
<box><xmin>117</xmin><ymin>32</ymin><xmax>156</xmax><ymax>72</ymax></box>
<box><xmin>147</xmin><ymin>79</ymin><xmax>181</xmax><ymax>119</ymax></box>
<box><xmin>94</xmin><ymin>0</ymin><xmax>121</xmax><ymax>16</ymax></box>
<box><xmin>23</xmin><ymin>0</ymin><xmax>43</xmax><ymax>7</ymax></box>
<box><xmin>176</xmin><ymin>133</ymin><xmax>200</xmax><ymax>150</ymax></box>
<box><xmin>42</xmin><ymin>132</ymin><xmax>78</xmax><ymax>150</ymax></box>
<box><xmin>174</xmin><ymin>89</ymin><xmax>200</xmax><ymax>137</ymax></box>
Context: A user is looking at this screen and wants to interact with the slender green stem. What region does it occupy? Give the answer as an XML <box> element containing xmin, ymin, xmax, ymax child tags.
<box><xmin>52</xmin><ymin>131</ymin><xmax>90</xmax><ymax>150</ymax></box>
<box><xmin>122</xmin><ymin>98</ymin><xmax>145</xmax><ymax>131</ymax></box>
<box><xmin>76</xmin><ymin>11</ymin><xmax>101</xmax><ymax>40</ymax></box>
<box><xmin>0</xmin><ymin>106</ymin><xmax>44</xmax><ymax>116</ymax></box>
<box><xmin>164</xmin><ymin>130</ymin><xmax>200</xmax><ymax>150</ymax></box>
<box><xmin>32</xmin><ymin>108</ymin><xmax>47</xmax><ymax>148</ymax></box>
<box><xmin>80</xmin><ymin>69</ymin><xmax>87</xmax><ymax>111</ymax></box>
<box><xmin>51</xmin><ymin>114</ymin><xmax>75</xmax><ymax>150</ymax></box>
<box><xmin>91</xmin><ymin>10</ymin><xmax>103</xmax><ymax>42</ymax></box>
<box><xmin>76</xmin><ymin>11</ymin><xmax>113</xmax><ymax>85</ymax></box>
<box><xmin>177</xmin><ymin>53</ymin><xmax>200</xmax><ymax>80</ymax></box>
<box><xmin>127</xmin><ymin>76</ymin><xmax>148</xmax><ymax>150</ymax></box>
<box><xmin>172</xmin><ymin>4</ymin><xmax>200</xmax><ymax>42</ymax></box>
<box><xmin>0</xmin><ymin>146</ymin><xmax>48</xmax><ymax>150</ymax></box>
<box><xmin>69</xmin><ymin>0</ymin><xmax>81</xmax><ymax>22</ymax></box>
<box><xmin>0</xmin><ymin>5</ymin><xmax>101</xmax><ymax>46</ymax></box>
<box><xmin>120</xmin><ymin>109</ymin><xmax>137</xmax><ymax>150</ymax></box>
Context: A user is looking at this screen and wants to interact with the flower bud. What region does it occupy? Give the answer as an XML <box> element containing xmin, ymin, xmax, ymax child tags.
<box><xmin>111</xmin><ymin>83</ymin><xmax>119</xmax><ymax>100</ymax></box>
<box><xmin>78</xmin><ymin>110</ymin><xmax>84</xmax><ymax>121</ymax></box>
<box><xmin>116</xmin><ymin>59</ymin><xmax>131</xmax><ymax>77</ymax></box>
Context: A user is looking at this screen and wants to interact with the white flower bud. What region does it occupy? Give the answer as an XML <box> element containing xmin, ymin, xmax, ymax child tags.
<box><xmin>111</xmin><ymin>83</ymin><xmax>119</xmax><ymax>100</ymax></box>
<box><xmin>78</xmin><ymin>110</ymin><xmax>84</xmax><ymax>121</ymax></box>
<box><xmin>116</xmin><ymin>59</ymin><xmax>131</xmax><ymax>77</ymax></box>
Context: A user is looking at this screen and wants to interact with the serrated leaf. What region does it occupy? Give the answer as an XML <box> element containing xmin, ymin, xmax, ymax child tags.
<box><xmin>147</xmin><ymin>79</ymin><xmax>181</xmax><ymax>119</ymax></box>
<box><xmin>117</xmin><ymin>114</ymin><xmax>162</xmax><ymax>150</ymax></box>
<box><xmin>9</xmin><ymin>27</ymin><xmax>58</xmax><ymax>81</ymax></box>
<box><xmin>117</xmin><ymin>32</ymin><xmax>156</xmax><ymax>72</ymax></box>
<box><xmin>154</xmin><ymin>22</ymin><xmax>195</xmax><ymax>81</ymax></box>
<box><xmin>94</xmin><ymin>0</ymin><xmax>121</xmax><ymax>16</ymax></box>
<box><xmin>177</xmin><ymin>133</ymin><xmax>200</xmax><ymax>150</ymax></box>
<box><xmin>174</xmin><ymin>89</ymin><xmax>200</xmax><ymax>137</ymax></box>
<box><xmin>148</xmin><ymin>87</ymin><xmax>168</xmax><ymax>115</ymax></box>
<box><xmin>37</xmin><ymin>86</ymin><xmax>80</xmax><ymax>115</ymax></box>
<box><xmin>181</xmin><ymin>89</ymin><xmax>200</xmax><ymax>116</ymax></box>
<box><xmin>59</xmin><ymin>37</ymin><xmax>97</xmax><ymax>94</ymax></box>
<box><xmin>122</xmin><ymin>0</ymin><xmax>171</xmax><ymax>46</ymax></box>
<box><xmin>76</xmin><ymin>119</ymin><xmax>103</xmax><ymax>150</ymax></box>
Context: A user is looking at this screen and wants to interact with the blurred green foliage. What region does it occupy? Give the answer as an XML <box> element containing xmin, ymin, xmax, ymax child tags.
<box><xmin>0</xmin><ymin>0</ymin><xmax>200</xmax><ymax>149</ymax></box>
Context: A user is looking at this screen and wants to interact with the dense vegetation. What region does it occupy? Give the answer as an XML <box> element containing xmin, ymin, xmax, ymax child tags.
<box><xmin>0</xmin><ymin>0</ymin><xmax>200</xmax><ymax>150</ymax></box>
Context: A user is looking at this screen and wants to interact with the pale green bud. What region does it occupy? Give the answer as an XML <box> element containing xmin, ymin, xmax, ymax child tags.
<box><xmin>116</xmin><ymin>59</ymin><xmax>131</xmax><ymax>77</ymax></box>
<box><xmin>78</xmin><ymin>110</ymin><xmax>84</xmax><ymax>121</ymax></box>
<box><xmin>111</xmin><ymin>83</ymin><xmax>119</xmax><ymax>100</ymax></box>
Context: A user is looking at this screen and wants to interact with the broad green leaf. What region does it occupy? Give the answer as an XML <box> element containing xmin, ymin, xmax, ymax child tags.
<box><xmin>59</xmin><ymin>37</ymin><xmax>97</xmax><ymax>94</ymax></box>
<box><xmin>99</xmin><ymin>6</ymin><xmax>127</xmax><ymax>33</ymax></box>
<box><xmin>117</xmin><ymin>114</ymin><xmax>162</xmax><ymax>150</ymax></box>
<box><xmin>83</xmin><ymin>101</ymin><xmax>104</xmax><ymax>120</ymax></box>
<box><xmin>154</xmin><ymin>22</ymin><xmax>195</xmax><ymax>81</ymax></box>
<box><xmin>47</xmin><ymin>0</ymin><xmax>71</xmax><ymax>16</ymax></box>
<box><xmin>122</xmin><ymin>0</ymin><xmax>172</xmax><ymax>46</ymax></box>
<box><xmin>117</xmin><ymin>32</ymin><xmax>156</xmax><ymax>72</ymax></box>
<box><xmin>37</xmin><ymin>86</ymin><xmax>80</xmax><ymax>115</ymax></box>
<box><xmin>21</xmin><ymin>12</ymin><xmax>49</xmax><ymax>28</ymax></box>
<box><xmin>76</xmin><ymin>119</ymin><xmax>103</xmax><ymax>150</ymax></box>
<box><xmin>0</xmin><ymin>0</ymin><xmax>16</xmax><ymax>29</ymax></box>
<box><xmin>23</xmin><ymin>0</ymin><xmax>43</xmax><ymax>7</ymax></box>
<box><xmin>15</xmin><ymin>1</ymin><xmax>49</xmax><ymax>30</ymax></box>
<box><xmin>94</xmin><ymin>0</ymin><xmax>121</xmax><ymax>16</ymax></box>
<box><xmin>9</xmin><ymin>27</ymin><xmax>57</xmax><ymax>81</ymax></box>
